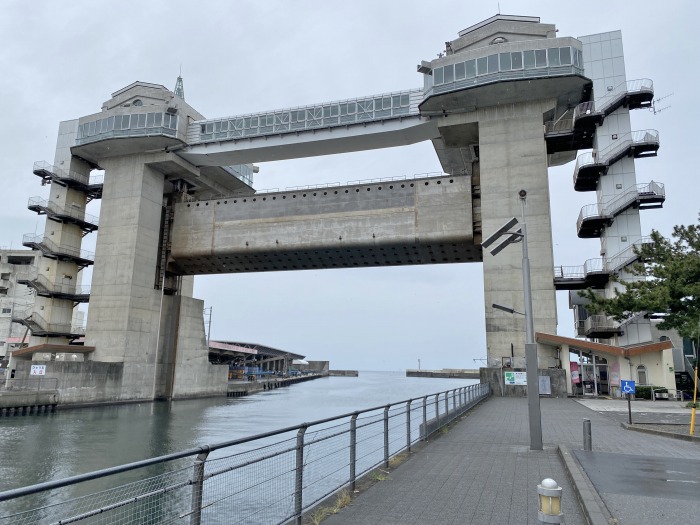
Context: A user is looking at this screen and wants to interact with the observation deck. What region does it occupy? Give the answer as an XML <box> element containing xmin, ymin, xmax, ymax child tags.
<box><xmin>70</xmin><ymin>102</ymin><xmax>254</xmax><ymax>195</ymax></box>
<box><xmin>420</xmin><ymin>38</ymin><xmax>590</xmax><ymax>117</ymax></box>
<box><xmin>573</xmin><ymin>130</ymin><xmax>660</xmax><ymax>191</ymax></box>
<box><xmin>22</xmin><ymin>234</ymin><xmax>94</xmax><ymax>268</ymax></box>
<box><xmin>576</xmin><ymin>182</ymin><xmax>665</xmax><ymax>238</ymax></box>
<box><xmin>33</xmin><ymin>161</ymin><xmax>103</xmax><ymax>202</ymax></box>
<box><xmin>27</xmin><ymin>197</ymin><xmax>99</xmax><ymax>235</ymax></box>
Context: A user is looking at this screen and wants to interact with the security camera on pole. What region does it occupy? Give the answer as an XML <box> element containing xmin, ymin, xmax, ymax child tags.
<box><xmin>482</xmin><ymin>189</ymin><xmax>543</xmax><ymax>451</ymax></box>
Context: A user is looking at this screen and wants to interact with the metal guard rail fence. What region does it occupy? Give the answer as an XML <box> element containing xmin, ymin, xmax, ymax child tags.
<box><xmin>0</xmin><ymin>383</ymin><xmax>490</xmax><ymax>525</ymax></box>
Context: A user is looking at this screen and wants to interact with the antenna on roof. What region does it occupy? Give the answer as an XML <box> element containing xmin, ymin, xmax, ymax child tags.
<box><xmin>650</xmin><ymin>92</ymin><xmax>673</xmax><ymax>115</ymax></box>
<box><xmin>174</xmin><ymin>66</ymin><xmax>185</xmax><ymax>100</ymax></box>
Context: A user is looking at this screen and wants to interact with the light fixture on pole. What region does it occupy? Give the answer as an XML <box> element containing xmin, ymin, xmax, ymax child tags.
<box><xmin>492</xmin><ymin>303</ymin><xmax>525</xmax><ymax>316</ymax></box>
<box><xmin>482</xmin><ymin>189</ymin><xmax>543</xmax><ymax>451</ymax></box>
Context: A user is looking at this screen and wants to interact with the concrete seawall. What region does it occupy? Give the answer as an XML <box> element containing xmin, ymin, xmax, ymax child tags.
<box><xmin>328</xmin><ymin>370</ymin><xmax>359</xmax><ymax>377</ymax></box>
<box><xmin>227</xmin><ymin>374</ymin><xmax>324</xmax><ymax>397</ymax></box>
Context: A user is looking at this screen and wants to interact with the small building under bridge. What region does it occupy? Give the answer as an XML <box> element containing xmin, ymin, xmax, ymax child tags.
<box><xmin>208</xmin><ymin>340</ymin><xmax>305</xmax><ymax>380</ymax></box>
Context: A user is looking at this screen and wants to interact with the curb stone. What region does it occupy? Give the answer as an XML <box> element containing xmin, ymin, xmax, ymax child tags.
<box><xmin>558</xmin><ymin>445</ymin><xmax>614</xmax><ymax>525</ymax></box>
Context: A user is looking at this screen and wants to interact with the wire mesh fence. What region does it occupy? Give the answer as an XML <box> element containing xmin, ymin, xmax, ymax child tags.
<box><xmin>0</xmin><ymin>383</ymin><xmax>489</xmax><ymax>525</ymax></box>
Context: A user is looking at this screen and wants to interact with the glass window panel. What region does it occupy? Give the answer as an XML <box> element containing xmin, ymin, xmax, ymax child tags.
<box><xmin>146</xmin><ymin>113</ymin><xmax>156</xmax><ymax>128</ymax></box>
<box><xmin>535</xmin><ymin>49</ymin><xmax>547</xmax><ymax>67</ymax></box>
<box><xmin>499</xmin><ymin>53</ymin><xmax>511</xmax><ymax>71</ymax></box>
<box><xmin>465</xmin><ymin>59</ymin><xmax>476</xmax><ymax>78</ymax></box>
<box><xmin>477</xmin><ymin>56</ymin><xmax>487</xmax><ymax>75</ymax></box>
<box><xmin>374</xmin><ymin>98</ymin><xmax>383</xmax><ymax>110</ymax></box>
<box><xmin>347</xmin><ymin>102</ymin><xmax>356</xmax><ymax>113</ymax></box>
<box><xmin>296</xmin><ymin>111</ymin><xmax>305</xmax><ymax>122</ymax></box>
<box><xmin>443</xmin><ymin>64</ymin><xmax>454</xmax><ymax>83</ymax></box>
<box><xmin>137</xmin><ymin>114</ymin><xmax>147</xmax><ymax>128</ymax></box>
<box><xmin>511</xmin><ymin>52</ymin><xmax>523</xmax><ymax>69</ymax></box>
<box><xmin>392</xmin><ymin>95</ymin><xmax>401</xmax><ymax>107</ymax></box>
<box><xmin>266</xmin><ymin>115</ymin><xmax>274</xmax><ymax>126</ymax></box>
<box><xmin>97</xmin><ymin>119</ymin><xmax>105</xmax><ymax>133</ymax></box>
<box><xmin>122</xmin><ymin>115</ymin><xmax>130</xmax><ymax>129</ymax></box>
<box><xmin>560</xmin><ymin>47</ymin><xmax>571</xmax><ymax>65</ymax></box>
<box><xmin>323</xmin><ymin>106</ymin><xmax>331</xmax><ymax>118</ymax></box>
<box><xmin>339</xmin><ymin>104</ymin><xmax>347</xmax><ymax>116</ymax></box>
<box><xmin>487</xmin><ymin>54</ymin><xmax>498</xmax><ymax>73</ymax></box>
<box><xmin>113</xmin><ymin>115</ymin><xmax>121</xmax><ymax>130</ymax></box>
<box><xmin>251</xmin><ymin>116</ymin><xmax>259</xmax><ymax>127</ymax></box>
<box><xmin>383</xmin><ymin>96</ymin><xmax>391</xmax><ymax>109</ymax></box>
<box><xmin>454</xmin><ymin>62</ymin><xmax>466</xmax><ymax>80</ymax></box>
<box><xmin>107</xmin><ymin>116</ymin><xmax>114</xmax><ymax>131</ymax></box>
<box><xmin>331</xmin><ymin>105</ymin><xmax>339</xmax><ymax>116</ymax></box>
<box><xmin>154</xmin><ymin>113</ymin><xmax>162</xmax><ymax>127</ymax></box>
<box><xmin>548</xmin><ymin>48</ymin><xmax>560</xmax><ymax>66</ymax></box>
<box><xmin>204</xmin><ymin>122</ymin><xmax>213</xmax><ymax>133</ymax></box>
<box><xmin>523</xmin><ymin>50</ymin><xmax>535</xmax><ymax>69</ymax></box>
<box><xmin>87</xmin><ymin>121</ymin><xmax>95</xmax><ymax>136</ymax></box>
<box><xmin>578</xmin><ymin>49</ymin><xmax>583</xmax><ymax>67</ymax></box>
<box><xmin>434</xmin><ymin>67</ymin><xmax>444</xmax><ymax>85</ymax></box>
<box><xmin>400</xmin><ymin>94</ymin><xmax>409</xmax><ymax>106</ymax></box>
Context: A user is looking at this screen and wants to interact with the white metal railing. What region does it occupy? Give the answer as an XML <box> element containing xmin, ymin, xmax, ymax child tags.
<box><xmin>576</xmin><ymin>182</ymin><xmax>665</xmax><ymax>232</ymax></box>
<box><xmin>584</xmin><ymin>314</ymin><xmax>619</xmax><ymax>334</ymax></box>
<box><xmin>545</xmin><ymin>79</ymin><xmax>653</xmax><ymax>134</ymax></box>
<box><xmin>0</xmin><ymin>384</ymin><xmax>490</xmax><ymax>524</ymax></box>
<box><xmin>254</xmin><ymin>172</ymin><xmax>454</xmax><ymax>195</ymax></box>
<box><xmin>15</xmin><ymin>269</ymin><xmax>90</xmax><ymax>297</ymax></box>
<box><xmin>595</xmin><ymin>78</ymin><xmax>653</xmax><ymax>115</ymax></box>
<box><xmin>22</xmin><ymin>234</ymin><xmax>94</xmax><ymax>262</ymax></box>
<box><xmin>572</xmin><ymin>130</ymin><xmax>660</xmax><ymax>185</ymax></box>
<box><xmin>555</xmin><ymin>238</ymin><xmax>652</xmax><ymax>283</ymax></box>
<box><xmin>33</xmin><ymin>161</ymin><xmax>103</xmax><ymax>187</ymax></box>
<box><xmin>190</xmin><ymin>88</ymin><xmax>423</xmax><ymax>144</ymax></box>
<box><xmin>27</xmin><ymin>197</ymin><xmax>99</xmax><ymax>227</ymax></box>
<box><xmin>606</xmin><ymin>236</ymin><xmax>653</xmax><ymax>274</ymax></box>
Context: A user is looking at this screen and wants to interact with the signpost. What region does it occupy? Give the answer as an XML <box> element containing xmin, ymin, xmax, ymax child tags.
<box><xmin>621</xmin><ymin>380</ymin><xmax>635</xmax><ymax>424</ymax></box>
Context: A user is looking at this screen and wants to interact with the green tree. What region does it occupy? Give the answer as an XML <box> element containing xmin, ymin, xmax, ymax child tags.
<box><xmin>581</xmin><ymin>214</ymin><xmax>700</xmax><ymax>339</ymax></box>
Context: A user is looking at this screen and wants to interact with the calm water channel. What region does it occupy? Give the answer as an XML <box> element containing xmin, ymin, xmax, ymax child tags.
<box><xmin>0</xmin><ymin>371</ymin><xmax>476</xmax><ymax>493</ymax></box>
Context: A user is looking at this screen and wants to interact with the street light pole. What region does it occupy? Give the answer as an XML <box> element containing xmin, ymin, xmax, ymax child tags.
<box><xmin>519</xmin><ymin>190</ymin><xmax>543</xmax><ymax>451</ymax></box>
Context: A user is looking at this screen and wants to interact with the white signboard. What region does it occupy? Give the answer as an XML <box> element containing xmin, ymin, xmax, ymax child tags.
<box><xmin>30</xmin><ymin>365</ymin><xmax>46</xmax><ymax>376</ymax></box>
<box><xmin>538</xmin><ymin>375</ymin><xmax>552</xmax><ymax>395</ymax></box>
<box><xmin>504</xmin><ymin>371</ymin><xmax>527</xmax><ymax>385</ymax></box>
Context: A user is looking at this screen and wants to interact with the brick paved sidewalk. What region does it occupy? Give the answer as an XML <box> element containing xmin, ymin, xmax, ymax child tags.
<box><xmin>321</xmin><ymin>396</ymin><xmax>700</xmax><ymax>525</ymax></box>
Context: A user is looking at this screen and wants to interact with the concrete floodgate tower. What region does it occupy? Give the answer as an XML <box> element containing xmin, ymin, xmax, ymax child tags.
<box><xmin>10</xmin><ymin>15</ymin><xmax>662</xmax><ymax>403</ymax></box>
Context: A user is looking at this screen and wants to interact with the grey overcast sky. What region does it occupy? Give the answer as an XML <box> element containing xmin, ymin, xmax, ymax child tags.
<box><xmin>1</xmin><ymin>0</ymin><xmax>697</xmax><ymax>371</ymax></box>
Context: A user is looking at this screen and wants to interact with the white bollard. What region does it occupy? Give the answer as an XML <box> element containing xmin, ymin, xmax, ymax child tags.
<box><xmin>537</xmin><ymin>478</ymin><xmax>563</xmax><ymax>524</ymax></box>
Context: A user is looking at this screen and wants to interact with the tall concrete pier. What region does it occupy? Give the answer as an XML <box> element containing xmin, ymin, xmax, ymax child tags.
<box><xmin>9</xmin><ymin>15</ymin><xmax>661</xmax><ymax>403</ymax></box>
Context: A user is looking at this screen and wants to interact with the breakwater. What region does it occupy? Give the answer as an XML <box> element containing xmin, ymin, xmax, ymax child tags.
<box><xmin>406</xmin><ymin>368</ymin><xmax>480</xmax><ymax>379</ymax></box>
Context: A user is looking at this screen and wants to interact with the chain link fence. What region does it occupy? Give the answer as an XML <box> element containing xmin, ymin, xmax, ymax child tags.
<box><xmin>0</xmin><ymin>383</ymin><xmax>489</xmax><ymax>525</ymax></box>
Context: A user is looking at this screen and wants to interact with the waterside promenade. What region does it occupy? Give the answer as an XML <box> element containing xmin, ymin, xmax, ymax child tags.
<box><xmin>324</xmin><ymin>397</ymin><xmax>700</xmax><ymax>525</ymax></box>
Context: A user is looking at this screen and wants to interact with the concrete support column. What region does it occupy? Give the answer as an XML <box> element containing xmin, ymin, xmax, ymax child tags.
<box><xmin>85</xmin><ymin>155</ymin><xmax>166</xmax><ymax>398</ymax></box>
<box><xmin>478</xmin><ymin>102</ymin><xmax>557</xmax><ymax>365</ymax></box>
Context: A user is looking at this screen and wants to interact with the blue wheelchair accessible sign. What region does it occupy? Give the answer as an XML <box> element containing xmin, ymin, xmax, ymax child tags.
<box><xmin>621</xmin><ymin>380</ymin><xmax>636</xmax><ymax>394</ymax></box>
